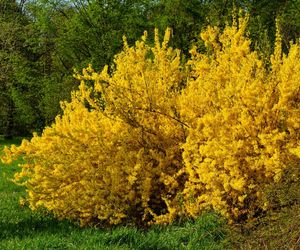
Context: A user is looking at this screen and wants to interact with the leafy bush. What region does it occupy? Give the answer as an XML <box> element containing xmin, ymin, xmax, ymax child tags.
<box><xmin>2</xmin><ymin>17</ymin><xmax>300</xmax><ymax>227</ymax></box>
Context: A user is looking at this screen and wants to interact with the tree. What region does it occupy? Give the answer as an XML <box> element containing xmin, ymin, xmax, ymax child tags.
<box><xmin>0</xmin><ymin>0</ymin><xmax>27</xmax><ymax>138</ymax></box>
<box><xmin>0</xmin><ymin>0</ymin><xmax>49</xmax><ymax>137</ymax></box>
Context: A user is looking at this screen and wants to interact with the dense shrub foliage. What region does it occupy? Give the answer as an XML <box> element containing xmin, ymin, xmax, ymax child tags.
<box><xmin>2</xmin><ymin>18</ymin><xmax>300</xmax><ymax>226</ymax></box>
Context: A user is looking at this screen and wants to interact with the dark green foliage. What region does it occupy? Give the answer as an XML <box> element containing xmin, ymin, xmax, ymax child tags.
<box><xmin>147</xmin><ymin>0</ymin><xmax>209</xmax><ymax>54</ymax></box>
<box><xmin>0</xmin><ymin>0</ymin><xmax>47</xmax><ymax>136</ymax></box>
<box><xmin>244</xmin><ymin>0</ymin><xmax>300</xmax><ymax>56</ymax></box>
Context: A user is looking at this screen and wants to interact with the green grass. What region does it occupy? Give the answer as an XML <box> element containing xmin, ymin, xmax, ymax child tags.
<box><xmin>0</xmin><ymin>138</ymin><xmax>227</xmax><ymax>250</ymax></box>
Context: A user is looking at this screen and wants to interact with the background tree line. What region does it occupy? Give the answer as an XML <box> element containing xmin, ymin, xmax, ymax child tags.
<box><xmin>1</xmin><ymin>0</ymin><xmax>300</xmax><ymax>138</ymax></box>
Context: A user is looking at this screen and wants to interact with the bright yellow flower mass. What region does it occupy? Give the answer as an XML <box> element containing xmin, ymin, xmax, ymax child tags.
<box><xmin>2</xmin><ymin>18</ymin><xmax>300</xmax><ymax>226</ymax></box>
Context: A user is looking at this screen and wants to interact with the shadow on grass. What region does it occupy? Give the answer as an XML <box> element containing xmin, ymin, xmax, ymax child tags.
<box><xmin>0</xmin><ymin>212</ymin><xmax>78</xmax><ymax>240</ymax></box>
<box><xmin>0</xmin><ymin>211</ymin><xmax>227</xmax><ymax>249</ymax></box>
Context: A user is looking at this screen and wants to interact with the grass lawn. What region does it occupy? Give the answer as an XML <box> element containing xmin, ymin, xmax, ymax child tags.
<box><xmin>0</xmin><ymin>138</ymin><xmax>227</xmax><ymax>250</ymax></box>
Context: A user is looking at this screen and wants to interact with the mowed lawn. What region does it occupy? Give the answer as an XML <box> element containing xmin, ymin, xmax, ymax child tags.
<box><xmin>0</xmin><ymin>138</ymin><xmax>227</xmax><ymax>250</ymax></box>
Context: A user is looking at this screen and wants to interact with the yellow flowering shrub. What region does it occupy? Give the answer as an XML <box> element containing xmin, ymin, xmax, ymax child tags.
<box><xmin>1</xmin><ymin>29</ymin><xmax>187</xmax><ymax>226</ymax></box>
<box><xmin>2</xmin><ymin>18</ymin><xmax>300</xmax><ymax>226</ymax></box>
<box><xmin>181</xmin><ymin>17</ymin><xmax>300</xmax><ymax>222</ymax></box>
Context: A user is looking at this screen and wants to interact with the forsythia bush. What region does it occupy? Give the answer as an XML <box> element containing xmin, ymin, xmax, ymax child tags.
<box><xmin>2</xmin><ymin>17</ymin><xmax>300</xmax><ymax>226</ymax></box>
<box><xmin>181</xmin><ymin>18</ymin><xmax>300</xmax><ymax>221</ymax></box>
<box><xmin>2</xmin><ymin>29</ymin><xmax>187</xmax><ymax>226</ymax></box>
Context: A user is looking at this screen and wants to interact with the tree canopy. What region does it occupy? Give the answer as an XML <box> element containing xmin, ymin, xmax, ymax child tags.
<box><xmin>1</xmin><ymin>0</ymin><xmax>300</xmax><ymax>136</ymax></box>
